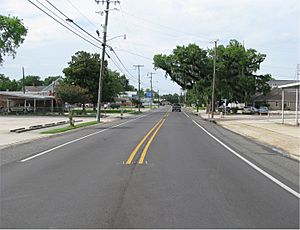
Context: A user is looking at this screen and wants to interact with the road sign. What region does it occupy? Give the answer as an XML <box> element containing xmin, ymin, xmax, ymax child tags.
<box><xmin>145</xmin><ymin>92</ymin><xmax>153</xmax><ymax>98</ymax></box>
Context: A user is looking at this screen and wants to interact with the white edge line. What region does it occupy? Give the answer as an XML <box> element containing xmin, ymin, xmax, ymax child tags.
<box><xmin>183</xmin><ymin>111</ymin><xmax>190</xmax><ymax>118</ymax></box>
<box><xmin>20</xmin><ymin>113</ymin><xmax>148</xmax><ymax>162</ymax></box>
<box><xmin>183</xmin><ymin>111</ymin><xmax>300</xmax><ymax>199</ymax></box>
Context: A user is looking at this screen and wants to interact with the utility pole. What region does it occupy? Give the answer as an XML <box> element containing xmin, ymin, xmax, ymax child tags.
<box><xmin>133</xmin><ymin>64</ymin><xmax>144</xmax><ymax>112</ymax></box>
<box><xmin>210</xmin><ymin>39</ymin><xmax>218</xmax><ymax>119</ymax></box>
<box><xmin>148</xmin><ymin>72</ymin><xmax>155</xmax><ymax>109</ymax></box>
<box><xmin>95</xmin><ymin>0</ymin><xmax>120</xmax><ymax>123</ymax></box>
<box><xmin>297</xmin><ymin>64</ymin><xmax>300</xmax><ymax>81</ymax></box>
<box><xmin>184</xmin><ymin>80</ymin><xmax>187</xmax><ymax>104</ymax></box>
<box><xmin>22</xmin><ymin>67</ymin><xmax>25</xmax><ymax>94</ymax></box>
<box><xmin>157</xmin><ymin>89</ymin><xmax>160</xmax><ymax>108</ymax></box>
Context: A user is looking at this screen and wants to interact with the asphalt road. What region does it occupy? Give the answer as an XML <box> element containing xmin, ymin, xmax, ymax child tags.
<box><xmin>1</xmin><ymin>107</ymin><xmax>299</xmax><ymax>228</ymax></box>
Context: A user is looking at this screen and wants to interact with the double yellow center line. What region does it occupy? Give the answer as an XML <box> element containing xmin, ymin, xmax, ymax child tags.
<box><xmin>125</xmin><ymin>112</ymin><xmax>169</xmax><ymax>165</ymax></box>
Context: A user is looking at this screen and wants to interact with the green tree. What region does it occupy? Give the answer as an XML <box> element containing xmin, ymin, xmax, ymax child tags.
<box><xmin>161</xmin><ymin>93</ymin><xmax>180</xmax><ymax>104</ymax></box>
<box><xmin>63</xmin><ymin>51</ymin><xmax>104</xmax><ymax>106</ymax></box>
<box><xmin>0</xmin><ymin>15</ymin><xmax>27</xmax><ymax>65</ymax></box>
<box><xmin>19</xmin><ymin>75</ymin><xmax>43</xmax><ymax>86</ymax></box>
<box><xmin>63</xmin><ymin>51</ymin><xmax>131</xmax><ymax>107</ymax></box>
<box><xmin>102</xmin><ymin>69</ymin><xmax>124</xmax><ymax>102</ymax></box>
<box><xmin>213</xmin><ymin>40</ymin><xmax>271</xmax><ymax>103</ymax></box>
<box><xmin>153</xmin><ymin>40</ymin><xmax>271</xmax><ymax>106</ymax></box>
<box><xmin>119</xmin><ymin>75</ymin><xmax>135</xmax><ymax>91</ymax></box>
<box><xmin>55</xmin><ymin>83</ymin><xmax>89</xmax><ymax>106</ymax></box>
<box><xmin>0</xmin><ymin>74</ymin><xmax>21</xmax><ymax>91</ymax></box>
<box><xmin>154</xmin><ymin>44</ymin><xmax>211</xmax><ymax>90</ymax></box>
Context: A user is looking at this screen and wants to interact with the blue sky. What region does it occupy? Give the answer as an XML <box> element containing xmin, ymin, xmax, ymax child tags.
<box><xmin>1</xmin><ymin>0</ymin><xmax>299</xmax><ymax>94</ymax></box>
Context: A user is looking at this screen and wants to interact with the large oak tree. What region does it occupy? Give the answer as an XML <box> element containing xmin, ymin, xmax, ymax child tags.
<box><xmin>153</xmin><ymin>40</ymin><xmax>271</xmax><ymax>105</ymax></box>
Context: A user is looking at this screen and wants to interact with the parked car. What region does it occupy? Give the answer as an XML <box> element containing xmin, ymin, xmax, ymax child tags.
<box><xmin>108</xmin><ymin>103</ymin><xmax>120</xmax><ymax>109</ymax></box>
<box><xmin>242</xmin><ymin>106</ymin><xmax>258</xmax><ymax>114</ymax></box>
<box><xmin>258</xmin><ymin>106</ymin><xmax>269</xmax><ymax>114</ymax></box>
<box><xmin>218</xmin><ymin>105</ymin><xmax>230</xmax><ymax>113</ymax></box>
<box><xmin>9</xmin><ymin>104</ymin><xmax>33</xmax><ymax>113</ymax></box>
<box><xmin>135</xmin><ymin>105</ymin><xmax>145</xmax><ymax>108</ymax></box>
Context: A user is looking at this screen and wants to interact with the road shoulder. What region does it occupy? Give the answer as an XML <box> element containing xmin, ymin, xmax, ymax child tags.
<box><xmin>0</xmin><ymin>112</ymin><xmax>150</xmax><ymax>166</ymax></box>
<box><xmin>184</xmin><ymin>109</ymin><xmax>299</xmax><ymax>193</ymax></box>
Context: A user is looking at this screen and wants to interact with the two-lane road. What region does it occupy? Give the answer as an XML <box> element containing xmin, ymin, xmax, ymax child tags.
<box><xmin>1</xmin><ymin>107</ymin><xmax>299</xmax><ymax>228</ymax></box>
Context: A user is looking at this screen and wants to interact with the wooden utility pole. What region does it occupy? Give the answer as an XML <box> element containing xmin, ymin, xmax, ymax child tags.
<box><xmin>95</xmin><ymin>0</ymin><xmax>120</xmax><ymax>123</ymax></box>
<box><xmin>211</xmin><ymin>39</ymin><xmax>218</xmax><ymax>118</ymax></box>
<box><xmin>148</xmin><ymin>72</ymin><xmax>155</xmax><ymax>109</ymax></box>
<box><xmin>133</xmin><ymin>64</ymin><xmax>144</xmax><ymax>112</ymax></box>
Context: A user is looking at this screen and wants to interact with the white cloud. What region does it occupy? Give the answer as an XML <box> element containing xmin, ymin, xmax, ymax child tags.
<box><xmin>1</xmin><ymin>0</ymin><xmax>299</xmax><ymax>93</ymax></box>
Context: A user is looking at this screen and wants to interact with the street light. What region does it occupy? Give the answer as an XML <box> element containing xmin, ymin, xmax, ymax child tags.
<box><xmin>107</xmin><ymin>34</ymin><xmax>126</xmax><ymax>42</ymax></box>
<box><xmin>95</xmin><ymin>8</ymin><xmax>119</xmax><ymax>16</ymax></box>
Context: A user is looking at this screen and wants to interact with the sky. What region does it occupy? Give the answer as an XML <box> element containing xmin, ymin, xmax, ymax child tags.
<box><xmin>1</xmin><ymin>0</ymin><xmax>299</xmax><ymax>94</ymax></box>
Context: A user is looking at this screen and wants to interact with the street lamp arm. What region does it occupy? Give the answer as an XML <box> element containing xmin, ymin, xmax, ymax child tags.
<box><xmin>106</xmin><ymin>34</ymin><xmax>126</xmax><ymax>42</ymax></box>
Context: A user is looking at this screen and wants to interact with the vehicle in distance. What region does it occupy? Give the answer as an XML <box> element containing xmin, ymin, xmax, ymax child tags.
<box><xmin>172</xmin><ymin>103</ymin><xmax>181</xmax><ymax>112</ymax></box>
<box><xmin>242</xmin><ymin>106</ymin><xmax>258</xmax><ymax>114</ymax></box>
<box><xmin>9</xmin><ymin>103</ymin><xmax>33</xmax><ymax>113</ymax></box>
<box><xmin>218</xmin><ymin>105</ymin><xmax>230</xmax><ymax>113</ymax></box>
<box><xmin>108</xmin><ymin>103</ymin><xmax>120</xmax><ymax>109</ymax></box>
<box><xmin>258</xmin><ymin>106</ymin><xmax>269</xmax><ymax>114</ymax></box>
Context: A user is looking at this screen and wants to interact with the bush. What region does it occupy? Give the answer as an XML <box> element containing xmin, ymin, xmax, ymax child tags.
<box><xmin>230</xmin><ymin>107</ymin><xmax>238</xmax><ymax>114</ymax></box>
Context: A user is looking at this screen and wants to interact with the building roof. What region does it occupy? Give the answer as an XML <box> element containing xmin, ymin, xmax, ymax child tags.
<box><xmin>0</xmin><ymin>91</ymin><xmax>54</xmax><ymax>100</ymax></box>
<box><xmin>268</xmin><ymin>80</ymin><xmax>299</xmax><ymax>88</ymax></box>
<box><xmin>278</xmin><ymin>81</ymin><xmax>300</xmax><ymax>89</ymax></box>
<box><xmin>24</xmin><ymin>86</ymin><xmax>45</xmax><ymax>92</ymax></box>
<box><xmin>42</xmin><ymin>77</ymin><xmax>62</xmax><ymax>92</ymax></box>
<box><xmin>23</xmin><ymin>77</ymin><xmax>62</xmax><ymax>93</ymax></box>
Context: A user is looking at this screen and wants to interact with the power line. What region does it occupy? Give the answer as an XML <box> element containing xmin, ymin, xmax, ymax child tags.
<box><xmin>106</xmin><ymin>50</ymin><xmax>151</xmax><ymax>89</ymax></box>
<box><xmin>106</xmin><ymin>50</ymin><xmax>137</xmax><ymax>83</ymax></box>
<box><xmin>120</xmin><ymin>9</ymin><xmax>212</xmax><ymax>41</ymax></box>
<box><xmin>29</xmin><ymin>1</ymin><xmax>164</xmax><ymax>93</ymax></box>
<box><xmin>109</xmin><ymin>49</ymin><xmax>150</xmax><ymax>88</ymax></box>
<box><xmin>113</xmin><ymin>48</ymin><xmax>152</xmax><ymax>61</ymax></box>
<box><xmin>27</xmin><ymin>0</ymin><xmax>102</xmax><ymax>49</ymax></box>
<box><xmin>43</xmin><ymin>0</ymin><xmax>102</xmax><ymax>44</ymax></box>
<box><xmin>109</xmin><ymin>48</ymin><xmax>138</xmax><ymax>80</ymax></box>
<box><xmin>65</xmin><ymin>0</ymin><xmax>99</xmax><ymax>30</ymax></box>
<box><xmin>44</xmin><ymin>0</ymin><xmax>68</xmax><ymax>18</ymax></box>
<box><xmin>35</xmin><ymin>0</ymin><xmax>96</xmax><ymax>44</ymax></box>
<box><xmin>66</xmin><ymin>18</ymin><xmax>102</xmax><ymax>44</ymax></box>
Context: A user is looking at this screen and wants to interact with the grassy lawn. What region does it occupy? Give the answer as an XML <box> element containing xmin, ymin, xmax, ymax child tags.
<box><xmin>72</xmin><ymin>109</ymin><xmax>135</xmax><ymax>115</ymax></box>
<box><xmin>41</xmin><ymin>121</ymin><xmax>98</xmax><ymax>134</ymax></box>
<box><xmin>128</xmin><ymin>111</ymin><xmax>143</xmax><ymax>115</ymax></box>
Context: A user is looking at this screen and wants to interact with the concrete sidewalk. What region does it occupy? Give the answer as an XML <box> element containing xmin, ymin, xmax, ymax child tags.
<box><xmin>190</xmin><ymin>109</ymin><xmax>300</xmax><ymax>161</ymax></box>
<box><xmin>0</xmin><ymin>113</ymin><xmax>135</xmax><ymax>150</ymax></box>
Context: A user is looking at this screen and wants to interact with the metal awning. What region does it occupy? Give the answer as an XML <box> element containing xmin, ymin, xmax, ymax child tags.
<box><xmin>0</xmin><ymin>91</ymin><xmax>55</xmax><ymax>113</ymax></box>
<box><xmin>0</xmin><ymin>91</ymin><xmax>54</xmax><ymax>100</ymax></box>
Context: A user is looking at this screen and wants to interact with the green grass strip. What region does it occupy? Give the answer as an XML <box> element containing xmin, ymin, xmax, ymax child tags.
<box><xmin>41</xmin><ymin>121</ymin><xmax>98</xmax><ymax>134</ymax></box>
<box><xmin>128</xmin><ymin>111</ymin><xmax>143</xmax><ymax>115</ymax></box>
